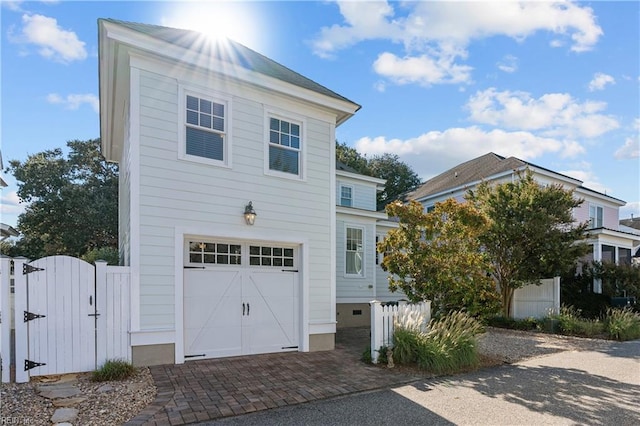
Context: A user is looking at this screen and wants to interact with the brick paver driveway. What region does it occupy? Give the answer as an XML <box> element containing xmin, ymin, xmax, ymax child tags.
<box><xmin>126</xmin><ymin>328</ymin><xmax>426</xmax><ymax>425</ymax></box>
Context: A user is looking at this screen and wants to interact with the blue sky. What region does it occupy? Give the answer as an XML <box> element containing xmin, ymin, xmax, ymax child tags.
<box><xmin>1</xmin><ymin>0</ymin><xmax>639</xmax><ymax>229</ymax></box>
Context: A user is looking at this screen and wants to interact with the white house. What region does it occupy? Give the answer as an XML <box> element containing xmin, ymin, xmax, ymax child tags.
<box><xmin>98</xmin><ymin>19</ymin><xmax>360</xmax><ymax>365</ymax></box>
<box><xmin>334</xmin><ymin>162</ymin><xmax>403</xmax><ymax>327</ymax></box>
<box><xmin>408</xmin><ymin>152</ymin><xmax>640</xmax><ymax>295</ymax></box>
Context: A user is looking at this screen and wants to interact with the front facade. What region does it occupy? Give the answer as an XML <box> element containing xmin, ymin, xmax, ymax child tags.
<box><xmin>408</xmin><ymin>153</ymin><xmax>640</xmax><ymax>294</ymax></box>
<box><xmin>99</xmin><ymin>19</ymin><xmax>360</xmax><ymax>365</ymax></box>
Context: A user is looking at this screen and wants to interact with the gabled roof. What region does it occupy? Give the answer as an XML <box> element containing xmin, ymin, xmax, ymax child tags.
<box><xmin>99</xmin><ymin>19</ymin><xmax>361</xmax><ymax>162</ymax></box>
<box><xmin>408</xmin><ymin>153</ymin><xmax>524</xmax><ymax>200</ymax></box>
<box><xmin>100</xmin><ymin>19</ymin><xmax>359</xmax><ymax>108</ymax></box>
<box><xmin>408</xmin><ymin>152</ymin><xmax>624</xmax><ymax>205</ymax></box>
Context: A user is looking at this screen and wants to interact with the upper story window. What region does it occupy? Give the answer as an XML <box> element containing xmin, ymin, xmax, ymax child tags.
<box><xmin>340</xmin><ymin>185</ymin><xmax>353</xmax><ymax>207</ymax></box>
<box><xmin>346</xmin><ymin>226</ymin><xmax>364</xmax><ymax>276</ymax></box>
<box><xmin>589</xmin><ymin>205</ymin><xmax>603</xmax><ymax>228</ymax></box>
<box><xmin>180</xmin><ymin>88</ymin><xmax>231</xmax><ymax>167</ymax></box>
<box><xmin>268</xmin><ymin>116</ymin><xmax>302</xmax><ymax>177</ymax></box>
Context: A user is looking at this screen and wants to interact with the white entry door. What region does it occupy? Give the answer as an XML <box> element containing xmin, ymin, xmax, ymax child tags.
<box><xmin>184</xmin><ymin>240</ymin><xmax>299</xmax><ymax>360</ymax></box>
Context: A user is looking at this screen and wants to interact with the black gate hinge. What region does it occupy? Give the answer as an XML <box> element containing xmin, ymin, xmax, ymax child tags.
<box><xmin>23</xmin><ymin>264</ymin><xmax>44</xmax><ymax>275</ymax></box>
<box><xmin>24</xmin><ymin>311</ymin><xmax>46</xmax><ymax>322</ymax></box>
<box><xmin>24</xmin><ymin>359</ymin><xmax>46</xmax><ymax>371</ymax></box>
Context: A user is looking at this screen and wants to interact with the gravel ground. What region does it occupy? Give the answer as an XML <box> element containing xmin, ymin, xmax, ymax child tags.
<box><xmin>0</xmin><ymin>328</ymin><xmax>611</xmax><ymax>425</ymax></box>
<box><xmin>1</xmin><ymin>367</ymin><xmax>156</xmax><ymax>425</ymax></box>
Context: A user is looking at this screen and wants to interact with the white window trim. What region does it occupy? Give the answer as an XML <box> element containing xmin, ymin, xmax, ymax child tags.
<box><xmin>340</xmin><ymin>184</ymin><xmax>354</xmax><ymax>207</ymax></box>
<box><xmin>344</xmin><ymin>224</ymin><xmax>366</xmax><ymax>278</ymax></box>
<box><xmin>178</xmin><ymin>85</ymin><xmax>233</xmax><ymax>168</ymax></box>
<box><xmin>264</xmin><ymin>108</ymin><xmax>307</xmax><ymax>181</ymax></box>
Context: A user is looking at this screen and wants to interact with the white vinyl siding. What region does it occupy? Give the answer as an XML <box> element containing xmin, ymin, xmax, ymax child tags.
<box><xmin>134</xmin><ymin>67</ymin><xmax>335</xmax><ymax>329</ymax></box>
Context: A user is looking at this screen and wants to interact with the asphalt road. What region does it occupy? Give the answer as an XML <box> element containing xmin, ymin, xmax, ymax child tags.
<box><xmin>202</xmin><ymin>339</ymin><xmax>640</xmax><ymax>426</ymax></box>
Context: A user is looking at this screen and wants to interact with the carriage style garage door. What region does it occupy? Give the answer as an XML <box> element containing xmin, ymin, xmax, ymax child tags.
<box><xmin>184</xmin><ymin>240</ymin><xmax>299</xmax><ymax>360</ymax></box>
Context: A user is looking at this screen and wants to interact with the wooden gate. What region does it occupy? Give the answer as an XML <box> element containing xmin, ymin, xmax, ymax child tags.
<box><xmin>10</xmin><ymin>256</ymin><xmax>130</xmax><ymax>383</ymax></box>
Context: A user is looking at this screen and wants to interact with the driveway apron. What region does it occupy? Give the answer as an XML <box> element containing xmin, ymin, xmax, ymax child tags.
<box><xmin>125</xmin><ymin>328</ymin><xmax>426</xmax><ymax>425</ymax></box>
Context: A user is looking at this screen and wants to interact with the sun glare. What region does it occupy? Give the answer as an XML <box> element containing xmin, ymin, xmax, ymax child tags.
<box><xmin>159</xmin><ymin>2</ymin><xmax>265</xmax><ymax>51</ymax></box>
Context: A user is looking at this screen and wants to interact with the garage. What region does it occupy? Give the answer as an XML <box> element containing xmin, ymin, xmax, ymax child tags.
<box><xmin>183</xmin><ymin>239</ymin><xmax>300</xmax><ymax>360</ymax></box>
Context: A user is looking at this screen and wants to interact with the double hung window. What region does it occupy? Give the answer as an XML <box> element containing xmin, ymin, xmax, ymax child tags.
<box><xmin>181</xmin><ymin>89</ymin><xmax>230</xmax><ymax>166</ymax></box>
<box><xmin>589</xmin><ymin>205</ymin><xmax>603</xmax><ymax>228</ymax></box>
<box><xmin>268</xmin><ymin>116</ymin><xmax>301</xmax><ymax>177</ymax></box>
<box><xmin>340</xmin><ymin>185</ymin><xmax>353</xmax><ymax>207</ymax></box>
<box><xmin>346</xmin><ymin>226</ymin><xmax>364</xmax><ymax>276</ymax></box>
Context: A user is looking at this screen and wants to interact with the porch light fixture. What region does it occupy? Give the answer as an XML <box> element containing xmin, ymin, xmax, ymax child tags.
<box><xmin>244</xmin><ymin>201</ymin><xmax>257</xmax><ymax>225</ymax></box>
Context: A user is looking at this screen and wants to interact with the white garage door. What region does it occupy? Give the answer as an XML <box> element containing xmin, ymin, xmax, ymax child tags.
<box><xmin>184</xmin><ymin>240</ymin><xmax>299</xmax><ymax>360</ymax></box>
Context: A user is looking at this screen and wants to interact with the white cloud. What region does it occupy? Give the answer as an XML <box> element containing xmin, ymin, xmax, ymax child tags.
<box><xmin>497</xmin><ymin>55</ymin><xmax>518</xmax><ymax>73</ymax></box>
<box><xmin>614</xmin><ymin>137</ymin><xmax>640</xmax><ymax>160</ymax></box>
<box><xmin>1</xmin><ymin>190</ymin><xmax>26</xmax><ymax>216</ymax></box>
<box><xmin>373</xmin><ymin>51</ymin><xmax>473</xmax><ymax>87</ymax></box>
<box><xmin>466</xmin><ymin>88</ymin><xmax>619</xmax><ymax>138</ymax></box>
<box><xmin>312</xmin><ymin>1</ymin><xmax>602</xmax><ymax>87</ymax></box>
<box><xmin>2</xmin><ymin>1</ymin><xmax>24</xmax><ymax>12</ymax></box>
<box><xmin>588</xmin><ymin>72</ymin><xmax>615</xmax><ymax>91</ymax></box>
<box><xmin>559</xmin><ymin>165</ymin><xmax>609</xmax><ymax>195</ymax></box>
<box><xmin>12</xmin><ymin>14</ymin><xmax>87</xmax><ymax>63</ymax></box>
<box><xmin>354</xmin><ymin>126</ymin><xmax>584</xmax><ymax>181</ymax></box>
<box><xmin>47</xmin><ymin>93</ymin><xmax>99</xmax><ymax>113</ymax></box>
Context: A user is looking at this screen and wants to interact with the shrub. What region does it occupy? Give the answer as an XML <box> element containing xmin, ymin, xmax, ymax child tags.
<box><xmin>92</xmin><ymin>359</ymin><xmax>136</xmax><ymax>382</ymax></box>
<box><xmin>361</xmin><ymin>347</ymin><xmax>372</xmax><ymax>364</ymax></box>
<box><xmin>392</xmin><ymin>310</ymin><xmax>483</xmax><ymax>375</ymax></box>
<box><xmin>604</xmin><ymin>308</ymin><xmax>640</xmax><ymax>341</ymax></box>
<box><xmin>486</xmin><ymin>315</ymin><xmax>539</xmax><ymax>331</ymax></box>
<box><xmin>545</xmin><ymin>305</ymin><xmax>604</xmax><ymax>337</ymax></box>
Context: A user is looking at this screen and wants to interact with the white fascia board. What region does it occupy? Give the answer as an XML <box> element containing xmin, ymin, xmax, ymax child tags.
<box><xmin>336</xmin><ymin>170</ymin><xmax>386</xmax><ymax>186</ymax></box>
<box><xmin>586</xmin><ymin>228</ymin><xmax>640</xmax><ymax>246</ymax></box>
<box><xmin>375</xmin><ymin>219</ymin><xmax>399</xmax><ymax>229</ymax></box>
<box><xmin>101</xmin><ymin>21</ymin><xmax>359</xmax><ymax>126</ymax></box>
<box><xmin>574</xmin><ymin>187</ymin><xmax>626</xmax><ymax>206</ymax></box>
<box><xmin>336</xmin><ymin>206</ymin><xmax>387</xmax><ymax>220</ymax></box>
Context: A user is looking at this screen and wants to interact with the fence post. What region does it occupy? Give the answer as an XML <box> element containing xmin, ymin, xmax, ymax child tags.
<box><xmin>95</xmin><ymin>260</ymin><xmax>107</xmax><ymax>370</ymax></box>
<box><xmin>553</xmin><ymin>276</ymin><xmax>561</xmax><ymax>315</ymax></box>
<box><xmin>13</xmin><ymin>257</ymin><xmax>28</xmax><ymax>383</ymax></box>
<box><xmin>1</xmin><ymin>257</ymin><xmax>12</xmax><ymax>382</ymax></box>
<box><xmin>369</xmin><ymin>300</ymin><xmax>383</xmax><ymax>364</ymax></box>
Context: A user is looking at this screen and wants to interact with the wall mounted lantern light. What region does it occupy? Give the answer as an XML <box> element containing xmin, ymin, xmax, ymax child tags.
<box><xmin>244</xmin><ymin>201</ymin><xmax>257</xmax><ymax>225</ymax></box>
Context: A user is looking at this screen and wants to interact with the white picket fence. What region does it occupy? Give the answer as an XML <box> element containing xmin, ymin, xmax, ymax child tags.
<box><xmin>369</xmin><ymin>300</ymin><xmax>431</xmax><ymax>364</ymax></box>
<box><xmin>0</xmin><ymin>256</ymin><xmax>131</xmax><ymax>383</ymax></box>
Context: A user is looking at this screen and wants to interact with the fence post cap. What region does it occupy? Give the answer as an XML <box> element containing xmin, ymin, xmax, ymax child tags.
<box><xmin>369</xmin><ymin>300</ymin><xmax>381</xmax><ymax>306</ymax></box>
<box><xmin>94</xmin><ymin>259</ymin><xmax>108</xmax><ymax>264</ymax></box>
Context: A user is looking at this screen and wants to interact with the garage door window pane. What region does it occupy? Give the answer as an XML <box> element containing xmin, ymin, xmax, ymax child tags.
<box><xmin>188</xmin><ymin>241</ymin><xmax>242</xmax><ymax>266</ymax></box>
<box><xmin>250</xmin><ymin>245</ymin><xmax>295</xmax><ymax>268</ymax></box>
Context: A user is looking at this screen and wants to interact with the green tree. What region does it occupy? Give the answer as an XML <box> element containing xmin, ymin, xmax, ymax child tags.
<box><xmin>467</xmin><ymin>170</ymin><xmax>589</xmax><ymax>317</ymax></box>
<box><xmin>336</xmin><ymin>141</ymin><xmax>368</xmax><ymax>175</ymax></box>
<box><xmin>7</xmin><ymin>139</ymin><xmax>118</xmax><ymax>259</ymax></box>
<box><xmin>336</xmin><ymin>142</ymin><xmax>421</xmax><ymax>210</ymax></box>
<box><xmin>379</xmin><ymin>199</ymin><xmax>501</xmax><ymax>318</ymax></box>
<box><xmin>368</xmin><ymin>153</ymin><xmax>422</xmax><ymax>210</ymax></box>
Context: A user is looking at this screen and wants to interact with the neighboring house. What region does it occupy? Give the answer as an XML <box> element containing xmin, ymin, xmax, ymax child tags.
<box><xmin>408</xmin><ymin>152</ymin><xmax>640</xmax><ymax>293</ymax></box>
<box><xmin>619</xmin><ymin>216</ymin><xmax>640</xmax><ymax>264</ymax></box>
<box><xmin>334</xmin><ymin>162</ymin><xmax>403</xmax><ymax>327</ymax></box>
<box><xmin>98</xmin><ymin>19</ymin><xmax>360</xmax><ymax>365</ymax></box>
